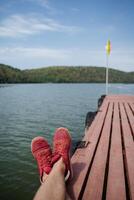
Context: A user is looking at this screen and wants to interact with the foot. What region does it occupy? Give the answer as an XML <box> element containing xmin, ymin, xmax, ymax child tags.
<box><xmin>31</xmin><ymin>136</ymin><xmax>52</xmax><ymax>182</ymax></box>
<box><xmin>51</xmin><ymin>127</ymin><xmax>72</xmax><ymax>181</ymax></box>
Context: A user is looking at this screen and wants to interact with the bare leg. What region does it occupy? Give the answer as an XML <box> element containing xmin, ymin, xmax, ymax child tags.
<box><xmin>33</xmin><ymin>158</ymin><xmax>66</xmax><ymax>200</ymax></box>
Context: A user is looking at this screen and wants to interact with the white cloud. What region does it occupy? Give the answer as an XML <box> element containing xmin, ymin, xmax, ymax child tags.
<box><xmin>71</xmin><ymin>8</ymin><xmax>80</xmax><ymax>12</ymax></box>
<box><xmin>31</xmin><ymin>0</ymin><xmax>63</xmax><ymax>15</ymax></box>
<box><xmin>38</xmin><ymin>0</ymin><xmax>53</xmax><ymax>10</ymax></box>
<box><xmin>0</xmin><ymin>14</ymin><xmax>82</xmax><ymax>37</ymax></box>
<box><xmin>30</xmin><ymin>0</ymin><xmax>50</xmax><ymax>8</ymax></box>
<box><xmin>0</xmin><ymin>0</ymin><xmax>52</xmax><ymax>13</ymax></box>
<box><xmin>0</xmin><ymin>47</ymin><xmax>71</xmax><ymax>68</ymax></box>
<box><xmin>30</xmin><ymin>0</ymin><xmax>55</xmax><ymax>13</ymax></box>
<box><xmin>0</xmin><ymin>47</ymin><xmax>70</xmax><ymax>58</ymax></box>
<box><xmin>0</xmin><ymin>47</ymin><xmax>133</xmax><ymax>71</ymax></box>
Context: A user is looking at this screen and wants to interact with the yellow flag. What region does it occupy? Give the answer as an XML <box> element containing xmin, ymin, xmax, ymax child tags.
<box><xmin>106</xmin><ymin>40</ymin><xmax>111</xmax><ymax>55</ymax></box>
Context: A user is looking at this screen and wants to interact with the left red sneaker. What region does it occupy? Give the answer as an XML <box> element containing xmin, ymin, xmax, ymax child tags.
<box><xmin>31</xmin><ymin>136</ymin><xmax>52</xmax><ymax>182</ymax></box>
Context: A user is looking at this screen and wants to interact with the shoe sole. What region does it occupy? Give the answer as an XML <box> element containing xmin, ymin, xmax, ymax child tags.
<box><xmin>65</xmin><ymin>151</ymin><xmax>73</xmax><ymax>181</ymax></box>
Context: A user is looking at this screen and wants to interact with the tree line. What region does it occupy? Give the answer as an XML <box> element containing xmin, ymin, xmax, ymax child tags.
<box><xmin>0</xmin><ymin>64</ymin><xmax>134</xmax><ymax>83</ymax></box>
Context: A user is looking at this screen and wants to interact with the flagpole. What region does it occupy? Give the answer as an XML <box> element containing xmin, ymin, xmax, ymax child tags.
<box><xmin>106</xmin><ymin>53</ymin><xmax>109</xmax><ymax>95</ymax></box>
<box><xmin>105</xmin><ymin>40</ymin><xmax>111</xmax><ymax>95</ymax></box>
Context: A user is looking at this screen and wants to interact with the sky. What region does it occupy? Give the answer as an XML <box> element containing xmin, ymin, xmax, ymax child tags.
<box><xmin>0</xmin><ymin>0</ymin><xmax>134</xmax><ymax>71</ymax></box>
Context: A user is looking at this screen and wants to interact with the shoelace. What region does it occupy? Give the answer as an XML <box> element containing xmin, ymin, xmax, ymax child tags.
<box><xmin>54</xmin><ymin>142</ymin><xmax>68</xmax><ymax>154</ymax></box>
<box><xmin>37</xmin><ymin>150</ymin><xmax>51</xmax><ymax>169</ymax></box>
<box><xmin>51</xmin><ymin>142</ymin><xmax>68</xmax><ymax>166</ymax></box>
<box><xmin>51</xmin><ymin>152</ymin><xmax>61</xmax><ymax>164</ymax></box>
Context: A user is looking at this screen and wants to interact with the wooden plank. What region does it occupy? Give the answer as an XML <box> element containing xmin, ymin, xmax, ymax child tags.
<box><xmin>82</xmin><ymin>103</ymin><xmax>113</xmax><ymax>200</ymax></box>
<box><xmin>119</xmin><ymin>103</ymin><xmax>134</xmax><ymax>200</ymax></box>
<box><xmin>84</xmin><ymin>98</ymin><xmax>109</xmax><ymax>140</ymax></box>
<box><xmin>67</xmin><ymin>100</ymin><xmax>109</xmax><ymax>200</ymax></box>
<box><xmin>106</xmin><ymin>103</ymin><xmax>126</xmax><ymax>200</ymax></box>
<box><xmin>129</xmin><ymin>102</ymin><xmax>134</xmax><ymax>116</ymax></box>
<box><xmin>106</xmin><ymin>95</ymin><xmax>134</xmax><ymax>102</ymax></box>
<box><xmin>124</xmin><ymin>102</ymin><xmax>134</xmax><ymax>140</ymax></box>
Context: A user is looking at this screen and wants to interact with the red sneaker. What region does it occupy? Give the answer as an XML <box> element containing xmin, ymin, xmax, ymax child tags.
<box><xmin>52</xmin><ymin>127</ymin><xmax>72</xmax><ymax>181</ymax></box>
<box><xmin>31</xmin><ymin>136</ymin><xmax>52</xmax><ymax>182</ymax></box>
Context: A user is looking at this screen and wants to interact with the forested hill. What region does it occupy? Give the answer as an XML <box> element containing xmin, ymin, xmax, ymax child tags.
<box><xmin>0</xmin><ymin>64</ymin><xmax>134</xmax><ymax>83</ymax></box>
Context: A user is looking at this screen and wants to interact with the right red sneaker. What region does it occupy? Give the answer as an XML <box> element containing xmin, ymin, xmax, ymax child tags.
<box><xmin>51</xmin><ymin>127</ymin><xmax>73</xmax><ymax>181</ymax></box>
<box><xmin>31</xmin><ymin>136</ymin><xmax>52</xmax><ymax>182</ymax></box>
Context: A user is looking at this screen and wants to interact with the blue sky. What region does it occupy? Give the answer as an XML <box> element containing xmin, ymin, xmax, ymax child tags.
<box><xmin>0</xmin><ymin>0</ymin><xmax>134</xmax><ymax>71</ymax></box>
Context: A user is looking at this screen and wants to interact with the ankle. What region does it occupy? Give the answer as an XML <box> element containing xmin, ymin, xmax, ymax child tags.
<box><xmin>42</xmin><ymin>173</ymin><xmax>48</xmax><ymax>183</ymax></box>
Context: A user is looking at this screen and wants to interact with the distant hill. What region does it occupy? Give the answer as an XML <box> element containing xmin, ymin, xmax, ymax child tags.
<box><xmin>0</xmin><ymin>63</ymin><xmax>134</xmax><ymax>83</ymax></box>
<box><xmin>0</xmin><ymin>64</ymin><xmax>22</xmax><ymax>83</ymax></box>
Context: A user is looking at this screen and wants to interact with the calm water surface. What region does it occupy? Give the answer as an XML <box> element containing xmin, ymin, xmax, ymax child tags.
<box><xmin>0</xmin><ymin>83</ymin><xmax>134</xmax><ymax>200</ymax></box>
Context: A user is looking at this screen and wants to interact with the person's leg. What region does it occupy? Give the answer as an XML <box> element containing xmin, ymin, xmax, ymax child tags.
<box><xmin>31</xmin><ymin>128</ymin><xmax>72</xmax><ymax>200</ymax></box>
<box><xmin>33</xmin><ymin>157</ymin><xmax>66</xmax><ymax>200</ymax></box>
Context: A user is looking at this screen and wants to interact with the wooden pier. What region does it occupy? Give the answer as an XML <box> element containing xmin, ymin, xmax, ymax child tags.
<box><xmin>67</xmin><ymin>95</ymin><xmax>134</xmax><ymax>200</ymax></box>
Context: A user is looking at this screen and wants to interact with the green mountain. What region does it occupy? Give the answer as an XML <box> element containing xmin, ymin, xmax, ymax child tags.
<box><xmin>0</xmin><ymin>64</ymin><xmax>22</xmax><ymax>83</ymax></box>
<box><xmin>0</xmin><ymin>63</ymin><xmax>134</xmax><ymax>83</ymax></box>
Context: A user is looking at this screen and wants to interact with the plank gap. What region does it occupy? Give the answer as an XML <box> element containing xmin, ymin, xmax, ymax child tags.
<box><xmin>102</xmin><ymin>103</ymin><xmax>114</xmax><ymax>200</ymax></box>
<box><xmin>123</xmin><ymin>103</ymin><xmax>134</xmax><ymax>141</ymax></box>
<box><xmin>119</xmin><ymin>103</ymin><xmax>131</xmax><ymax>200</ymax></box>
<box><xmin>128</xmin><ymin>103</ymin><xmax>134</xmax><ymax>116</ymax></box>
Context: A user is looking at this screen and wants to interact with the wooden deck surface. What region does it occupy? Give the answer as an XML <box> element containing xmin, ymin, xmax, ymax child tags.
<box><xmin>67</xmin><ymin>95</ymin><xmax>134</xmax><ymax>200</ymax></box>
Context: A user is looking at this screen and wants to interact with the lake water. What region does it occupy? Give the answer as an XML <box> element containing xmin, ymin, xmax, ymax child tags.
<box><xmin>0</xmin><ymin>83</ymin><xmax>134</xmax><ymax>200</ymax></box>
